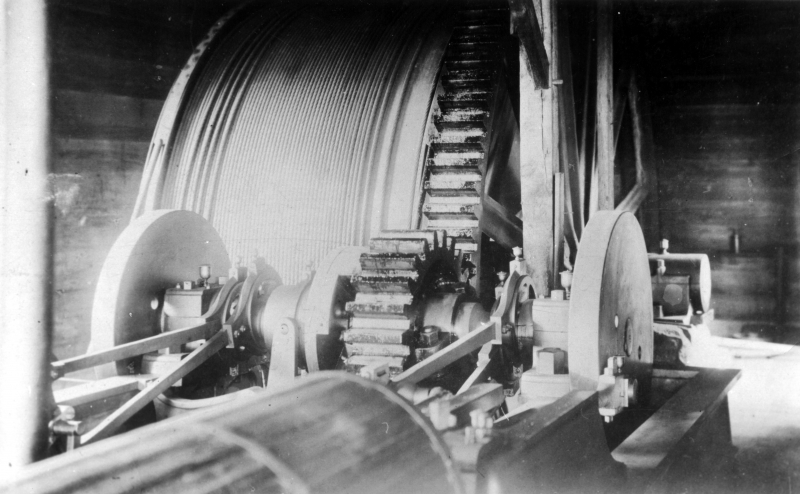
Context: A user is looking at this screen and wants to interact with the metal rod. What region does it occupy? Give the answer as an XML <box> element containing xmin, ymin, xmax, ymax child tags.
<box><xmin>52</xmin><ymin>320</ymin><xmax>222</xmax><ymax>377</ymax></box>
<box><xmin>81</xmin><ymin>329</ymin><xmax>230</xmax><ymax>445</ymax></box>
<box><xmin>0</xmin><ymin>0</ymin><xmax>53</xmax><ymax>479</ymax></box>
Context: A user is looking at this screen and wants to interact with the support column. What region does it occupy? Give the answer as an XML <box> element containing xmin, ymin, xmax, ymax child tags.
<box><xmin>0</xmin><ymin>0</ymin><xmax>54</xmax><ymax>481</ymax></box>
<box><xmin>596</xmin><ymin>0</ymin><xmax>614</xmax><ymax>211</ymax></box>
<box><xmin>519</xmin><ymin>0</ymin><xmax>556</xmax><ymax>296</ymax></box>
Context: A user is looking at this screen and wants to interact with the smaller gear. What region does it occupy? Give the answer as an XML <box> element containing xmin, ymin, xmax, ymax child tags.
<box><xmin>344</xmin><ymin>230</ymin><xmax>469</xmax><ymax>376</ymax></box>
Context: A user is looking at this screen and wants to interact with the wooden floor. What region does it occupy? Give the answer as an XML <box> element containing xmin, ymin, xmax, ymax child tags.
<box><xmin>701</xmin><ymin>324</ymin><xmax>800</xmax><ymax>494</ymax></box>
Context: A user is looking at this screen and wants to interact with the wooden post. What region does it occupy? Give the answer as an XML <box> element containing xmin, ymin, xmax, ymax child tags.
<box><xmin>520</xmin><ymin>0</ymin><xmax>556</xmax><ymax>296</ymax></box>
<box><xmin>556</xmin><ymin>5</ymin><xmax>583</xmax><ymax>268</ymax></box>
<box><xmin>596</xmin><ymin>0</ymin><xmax>614</xmax><ymax>210</ymax></box>
<box><xmin>550</xmin><ymin>0</ymin><xmax>564</xmax><ymax>281</ymax></box>
<box><xmin>628</xmin><ymin>74</ymin><xmax>661</xmax><ymax>250</ymax></box>
<box><xmin>0</xmin><ymin>0</ymin><xmax>54</xmax><ymax>479</ymax></box>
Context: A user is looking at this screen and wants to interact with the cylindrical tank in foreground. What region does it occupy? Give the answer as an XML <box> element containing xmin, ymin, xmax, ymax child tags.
<box><xmin>4</xmin><ymin>373</ymin><xmax>463</xmax><ymax>494</ymax></box>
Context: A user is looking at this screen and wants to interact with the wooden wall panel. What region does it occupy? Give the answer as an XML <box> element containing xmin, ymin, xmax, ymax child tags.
<box><xmin>49</xmin><ymin>2</ymin><xmax>227</xmax><ymax>358</ymax></box>
<box><xmin>637</xmin><ymin>3</ymin><xmax>800</xmax><ymax>327</ymax></box>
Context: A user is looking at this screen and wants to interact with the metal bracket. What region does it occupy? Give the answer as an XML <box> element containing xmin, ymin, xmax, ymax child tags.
<box><xmin>266</xmin><ymin>318</ymin><xmax>298</xmax><ymax>394</ymax></box>
<box><xmin>597</xmin><ymin>356</ymin><xmax>638</xmax><ymax>422</ymax></box>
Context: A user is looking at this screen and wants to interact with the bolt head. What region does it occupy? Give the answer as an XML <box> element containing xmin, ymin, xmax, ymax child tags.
<box><xmin>280</xmin><ymin>324</ymin><xmax>289</xmax><ymax>335</ymax></box>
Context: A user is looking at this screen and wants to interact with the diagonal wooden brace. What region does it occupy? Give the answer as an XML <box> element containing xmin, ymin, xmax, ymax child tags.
<box><xmin>51</xmin><ymin>320</ymin><xmax>222</xmax><ymax>378</ymax></box>
<box><xmin>509</xmin><ymin>0</ymin><xmax>550</xmax><ymax>88</ymax></box>
<box><xmin>80</xmin><ymin>329</ymin><xmax>230</xmax><ymax>445</ymax></box>
<box><xmin>390</xmin><ymin>322</ymin><xmax>496</xmax><ymax>387</ymax></box>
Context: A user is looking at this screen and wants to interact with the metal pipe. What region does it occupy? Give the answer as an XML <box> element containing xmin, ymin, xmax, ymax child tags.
<box><xmin>0</xmin><ymin>0</ymin><xmax>54</xmax><ymax>481</ymax></box>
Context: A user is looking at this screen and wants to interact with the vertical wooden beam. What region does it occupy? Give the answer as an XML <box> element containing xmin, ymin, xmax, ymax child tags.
<box><xmin>520</xmin><ymin>0</ymin><xmax>555</xmax><ymax>296</ymax></box>
<box><xmin>0</xmin><ymin>0</ymin><xmax>54</xmax><ymax>480</ymax></box>
<box><xmin>628</xmin><ymin>74</ymin><xmax>661</xmax><ymax>250</ymax></box>
<box><xmin>550</xmin><ymin>0</ymin><xmax>564</xmax><ymax>281</ymax></box>
<box><xmin>596</xmin><ymin>0</ymin><xmax>614</xmax><ymax>210</ymax></box>
<box><xmin>556</xmin><ymin>5</ymin><xmax>583</xmax><ymax>268</ymax></box>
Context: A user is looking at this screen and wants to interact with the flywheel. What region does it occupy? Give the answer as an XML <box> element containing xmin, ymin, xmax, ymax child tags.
<box><xmin>567</xmin><ymin>211</ymin><xmax>654</xmax><ymax>395</ymax></box>
<box><xmin>132</xmin><ymin>1</ymin><xmax>522</xmax><ymax>302</ymax></box>
<box><xmin>89</xmin><ymin>210</ymin><xmax>231</xmax><ymax>377</ymax></box>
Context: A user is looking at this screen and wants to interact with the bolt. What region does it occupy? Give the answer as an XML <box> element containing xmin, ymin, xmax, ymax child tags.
<box><xmin>280</xmin><ymin>324</ymin><xmax>289</xmax><ymax>335</ymax></box>
<box><xmin>464</xmin><ymin>426</ymin><xmax>476</xmax><ymax>445</ymax></box>
<box><xmin>233</xmin><ymin>330</ymin><xmax>241</xmax><ymax>338</ymax></box>
<box><xmin>238</xmin><ymin>346</ymin><xmax>246</xmax><ymax>351</ymax></box>
<box><xmin>502</xmin><ymin>323</ymin><xmax>514</xmax><ymax>334</ymax></box>
<box><xmin>419</xmin><ymin>326</ymin><xmax>440</xmax><ymax>347</ymax></box>
<box><xmin>657</xmin><ymin>259</ymin><xmax>667</xmax><ymax>277</ymax></box>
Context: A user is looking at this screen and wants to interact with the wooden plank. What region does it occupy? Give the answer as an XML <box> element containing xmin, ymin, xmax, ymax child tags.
<box><xmin>81</xmin><ymin>329</ymin><xmax>230</xmax><ymax>445</ymax></box>
<box><xmin>391</xmin><ymin>322</ymin><xmax>496</xmax><ymax>386</ymax></box>
<box><xmin>480</xmin><ymin>390</ymin><xmax>625</xmax><ymax>492</ymax></box>
<box><xmin>617</xmin><ymin>73</ymin><xmax>660</xmax><ymax>251</ymax></box>
<box><xmin>612</xmin><ymin>368</ymin><xmax>741</xmax><ymax>486</ymax></box>
<box><xmin>54</xmin><ymin>375</ymin><xmax>156</xmax><ymax>407</ymax></box>
<box><xmin>520</xmin><ymin>0</ymin><xmax>555</xmax><ymax>295</ymax></box>
<box><xmin>596</xmin><ymin>0</ymin><xmax>614</xmax><ymax>211</ymax></box>
<box><xmin>52</xmin><ymin>320</ymin><xmax>221</xmax><ymax>376</ymax></box>
<box><xmin>480</xmin><ymin>196</ymin><xmax>523</xmax><ymax>250</ymax></box>
<box><xmin>509</xmin><ymin>0</ymin><xmax>550</xmax><ymax>88</ymax></box>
